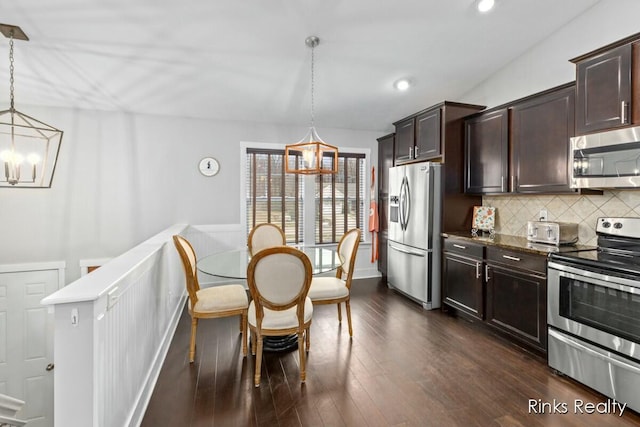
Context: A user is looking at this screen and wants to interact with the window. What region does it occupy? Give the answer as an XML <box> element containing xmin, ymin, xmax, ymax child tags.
<box><xmin>315</xmin><ymin>153</ymin><xmax>366</xmax><ymax>244</ymax></box>
<box><xmin>244</xmin><ymin>145</ymin><xmax>367</xmax><ymax>246</ymax></box>
<box><xmin>246</xmin><ymin>148</ymin><xmax>303</xmax><ymax>243</ymax></box>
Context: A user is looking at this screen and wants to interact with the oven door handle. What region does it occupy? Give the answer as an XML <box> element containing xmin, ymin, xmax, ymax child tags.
<box><xmin>548</xmin><ymin>261</ymin><xmax>640</xmax><ymax>292</ymax></box>
<box><xmin>549</xmin><ymin>328</ymin><xmax>640</xmax><ymax>374</ymax></box>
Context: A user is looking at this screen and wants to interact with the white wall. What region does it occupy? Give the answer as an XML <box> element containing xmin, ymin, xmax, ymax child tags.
<box><xmin>0</xmin><ymin>107</ymin><xmax>382</xmax><ymax>282</ymax></box>
<box><xmin>461</xmin><ymin>0</ymin><xmax>640</xmax><ymax>108</ymax></box>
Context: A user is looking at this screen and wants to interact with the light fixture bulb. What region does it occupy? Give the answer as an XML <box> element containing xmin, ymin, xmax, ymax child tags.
<box><xmin>477</xmin><ymin>0</ymin><xmax>495</xmax><ymax>13</ymax></box>
<box><xmin>395</xmin><ymin>79</ymin><xmax>410</xmax><ymax>91</ymax></box>
<box><xmin>13</xmin><ymin>153</ymin><xmax>24</xmax><ymax>164</ymax></box>
<box><xmin>0</xmin><ymin>150</ymin><xmax>11</xmax><ymax>162</ymax></box>
<box><xmin>27</xmin><ymin>153</ymin><xmax>41</xmax><ymax>165</ymax></box>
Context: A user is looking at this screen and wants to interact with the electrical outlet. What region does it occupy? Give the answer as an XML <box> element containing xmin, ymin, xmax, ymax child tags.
<box><xmin>539</xmin><ymin>209</ymin><xmax>548</xmax><ymax>221</ymax></box>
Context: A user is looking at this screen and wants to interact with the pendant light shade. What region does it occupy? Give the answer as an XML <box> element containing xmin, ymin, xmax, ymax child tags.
<box><xmin>0</xmin><ymin>23</ymin><xmax>63</xmax><ymax>188</ymax></box>
<box><xmin>285</xmin><ymin>36</ymin><xmax>338</xmax><ymax>175</ymax></box>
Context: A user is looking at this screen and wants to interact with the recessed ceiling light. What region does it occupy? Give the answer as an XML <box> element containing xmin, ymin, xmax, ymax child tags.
<box><xmin>477</xmin><ymin>0</ymin><xmax>495</xmax><ymax>13</ymax></box>
<box><xmin>394</xmin><ymin>79</ymin><xmax>410</xmax><ymax>91</ymax></box>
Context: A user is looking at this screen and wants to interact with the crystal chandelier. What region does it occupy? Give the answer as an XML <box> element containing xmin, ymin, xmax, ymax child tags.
<box><xmin>0</xmin><ymin>24</ymin><xmax>63</xmax><ymax>188</ymax></box>
<box><xmin>285</xmin><ymin>36</ymin><xmax>338</xmax><ymax>175</ymax></box>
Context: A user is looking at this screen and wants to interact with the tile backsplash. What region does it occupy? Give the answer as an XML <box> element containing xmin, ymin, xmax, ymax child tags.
<box><xmin>483</xmin><ymin>190</ymin><xmax>640</xmax><ymax>246</ymax></box>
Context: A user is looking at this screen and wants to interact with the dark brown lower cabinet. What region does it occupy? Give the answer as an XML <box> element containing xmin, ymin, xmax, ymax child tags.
<box><xmin>443</xmin><ymin>241</ymin><xmax>484</xmax><ymax>320</ymax></box>
<box><xmin>485</xmin><ymin>253</ymin><xmax>547</xmax><ymax>352</ymax></box>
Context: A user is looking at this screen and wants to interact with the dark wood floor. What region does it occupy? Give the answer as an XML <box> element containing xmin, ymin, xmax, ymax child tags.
<box><xmin>142</xmin><ymin>278</ymin><xmax>640</xmax><ymax>427</ymax></box>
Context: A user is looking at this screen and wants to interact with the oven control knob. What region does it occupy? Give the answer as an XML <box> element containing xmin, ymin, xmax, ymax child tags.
<box><xmin>602</xmin><ymin>221</ymin><xmax>611</xmax><ymax>228</ymax></box>
<box><xmin>614</xmin><ymin>222</ymin><xmax>623</xmax><ymax>229</ymax></box>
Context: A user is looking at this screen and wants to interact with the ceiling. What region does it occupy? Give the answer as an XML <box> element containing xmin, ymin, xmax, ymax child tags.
<box><xmin>1</xmin><ymin>0</ymin><xmax>601</xmax><ymax>133</ymax></box>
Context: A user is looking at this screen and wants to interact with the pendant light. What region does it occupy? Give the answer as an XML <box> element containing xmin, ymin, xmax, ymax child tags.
<box><xmin>0</xmin><ymin>23</ymin><xmax>63</xmax><ymax>188</ymax></box>
<box><xmin>285</xmin><ymin>36</ymin><xmax>338</xmax><ymax>175</ymax></box>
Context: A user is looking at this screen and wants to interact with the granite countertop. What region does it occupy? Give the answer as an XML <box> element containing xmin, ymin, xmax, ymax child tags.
<box><xmin>441</xmin><ymin>231</ymin><xmax>597</xmax><ymax>256</ymax></box>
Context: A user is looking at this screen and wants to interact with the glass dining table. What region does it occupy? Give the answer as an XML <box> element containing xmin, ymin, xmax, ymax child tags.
<box><xmin>196</xmin><ymin>246</ymin><xmax>343</xmax><ymax>352</ymax></box>
<box><xmin>197</xmin><ymin>246</ymin><xmax>342</xmax><ymax>280</ymax></box>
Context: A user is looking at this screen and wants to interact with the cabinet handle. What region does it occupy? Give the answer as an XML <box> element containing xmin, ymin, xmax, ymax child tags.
<box><xmin>511</xmin><ymin>175</ymin><xmax>517</xmax><ymax>191</ymax></box>
<box><xmin>502</xmin><ymin>254</ymin><xmax>521</xmax><ymax>262</ymax></box>
<box><xmin>501</xmin><ymin>176</ymin><xmax>505</xmax><ymax>192</ymax></box>
<box><xmin>415</xmin><ymin>145</ymin><xmax>419</xmax><ymax>158</ymax></box>
<box><xmin>453</xmin><ymin>244</ymin><xmax>466</xmax><ymax>250</ymax></box>
<box><xmin>409</xmin><ymin>146</ymin><xmax>413</xmax><ymax>159</ymax></box>
<box><xmin>622</xmin><ymin>101</ymin><xmax>628</xmax><ymax>124</ymax></box>
<box><xmin>476</xmin><ymin>262</ymin><xmax>481</xmax><ymax>279</ymax></box>
<box><xmin>485</xmin><ymin>265</ymin><xmax>490</xmax><ymax>282</ymax></box>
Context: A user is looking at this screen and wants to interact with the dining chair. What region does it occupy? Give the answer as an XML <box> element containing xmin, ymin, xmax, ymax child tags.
<box><xmin>307</xmin><ymin>228</ymin><xmax>361</xmax><ymax>336</ymax></box>
<box><xmin>246</xmin><ymin>246</ymin><xmax>313</xmax><ymax>387</ymax></box>
<box><xmin>247</xmin><ymin>223</ymin><xmax>286</xmax><ymax>255</ymax></box>
<box><xmin>173</xmin><ymin>235</ymin><xmax>249</xmax><ymax>363</ymax></box>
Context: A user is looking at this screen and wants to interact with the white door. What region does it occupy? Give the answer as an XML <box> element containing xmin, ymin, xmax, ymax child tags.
<box><xmin>0</xmin><ymin>269</ymin><xmax>59</xmax><ymax>427</ymax></box>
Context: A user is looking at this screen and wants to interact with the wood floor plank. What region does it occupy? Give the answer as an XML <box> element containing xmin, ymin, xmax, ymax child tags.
<box><xmin>142</xmin><ymin>278</ymin><xmax>640</xmax><ymax>426</ymax></box>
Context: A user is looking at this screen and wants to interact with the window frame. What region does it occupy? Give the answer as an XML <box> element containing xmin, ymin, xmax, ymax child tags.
<box><xmin>240</xmin><ymin>141</ymin><xmax>370</xmax><ymax>246</ymax></box>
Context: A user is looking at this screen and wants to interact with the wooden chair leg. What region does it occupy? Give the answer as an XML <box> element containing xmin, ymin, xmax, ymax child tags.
<box><xmin>241</xmin><ymin>312</ymin><xmax>248</xmax><ymax>357</ymax></box>
<box><xmin>250</xmin><ymin>330</ymin><xmax>256</xmax><ymax>356</ymax></box>
<box><xmin>189</xmin><ymin>317</ymin><xmax>198</xmax><ymax>363</ymax></box>
<box><xmin>337</xmin><ymin>303</ymin><xmax>342</xmax><ymax>322</ymax></box>
<box><xmin>346</xmin><ymin>299</ymin><xmax>353</xmax><ymax>337</ymax></box>
<box><xmin>305</xmin><ymin>326</ymin><xmax>311</xmax><ymax>351</ymax></box>
<box><xmin>298</xmin><ymin>331</ymin><xmax>306</xmax><ymax>383</ymax></box>
<box><xmin>254</xmin><ymin>336</ymin><xmax>263</xmax><ymax>387</ymax></box>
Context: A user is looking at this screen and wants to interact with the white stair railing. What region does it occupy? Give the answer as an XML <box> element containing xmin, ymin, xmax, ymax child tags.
<box><xmin>0</xmin><ymin>393</ymin><xmax>26</xmax><ymax>427</ymax></box>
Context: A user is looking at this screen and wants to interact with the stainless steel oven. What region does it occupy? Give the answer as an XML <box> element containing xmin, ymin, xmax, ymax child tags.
<box><xmin>548</xmin><ymin>217</ymin><xmax>640</xmax><ymax>413</ymax></box>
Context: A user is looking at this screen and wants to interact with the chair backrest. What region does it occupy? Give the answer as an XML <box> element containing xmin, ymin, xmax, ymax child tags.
<box><xmin>247</xmin><ymin>223</ymin><xmax>286</xmax><ymax>255</ymax></box>
<box><xmin>336</xmin><ymin>228</ymin><xmax>361</xmax><ymax>287</ymax></box>
<box><xmin>173</xmin><ymin>235</ymin><xmax>200</xmax><ymax>304</ymax></box>
<box><xmin>247</xmin><ymin>246</ymin><xmax>312</xmax><ymax>325</ymax></box>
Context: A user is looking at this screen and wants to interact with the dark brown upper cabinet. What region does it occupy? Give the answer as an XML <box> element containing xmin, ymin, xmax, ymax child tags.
<box><xmin>511</xmin><ymin>84</ymin><xmax>575</xmax><ymax>193</ymax></box>
<box><xmin>574</xmin><ymin>43</ymin><xmax>632</xmax><ymax>135</ymax></box>
<box><xmin>571</xmin><ymin>32</ymin><xmax>640</xmax><ymax>135</ymax></box>
<box><xmin>415</xmin><ymin>109</ymin><xmax>442</xmax><ymax>160</ymax></box>
<box><xmin>394</xmin><ymin>117</ymin><xmax>414</xmax><ymax>164</ymax></box>
<box><xmin>393</xmin><ymin>106</ymin><xmax>442</xmax><ymax>164</ymax></box>
<box><xmin>465</xmin><ymin>83</ymin><xmax>578</xmax><ymax>195</ymax></box>
<box><xmin>464</xmin><ymin>108</ymin><xmax>509</xmax><ymax>194</ymax></box>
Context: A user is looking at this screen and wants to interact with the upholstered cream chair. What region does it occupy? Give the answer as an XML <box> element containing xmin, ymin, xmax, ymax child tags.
<box><xmin>173</xmin><ymin>235</ymin><xmax>249</xmax><ymax>363</ymax></box>
<box><xmin>247</xmin><ymin>223</ymin><xmax>286</xmax><ymax>255</ymax></box>
<box><xmin>307</xmin><ymin>228</ymin><xmax>361</xmax><ymax>336</ymax></box>
<box><xmin>247</xmin><ymin>246</ymin><xmax>313</xmax><ymax>387</ymax></box>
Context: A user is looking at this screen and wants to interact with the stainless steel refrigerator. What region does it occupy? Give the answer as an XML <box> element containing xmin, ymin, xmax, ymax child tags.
<box><xmin>387</xmin><ymin>162</ymin><xmax>442</xmax><ymax>309</ymax></box>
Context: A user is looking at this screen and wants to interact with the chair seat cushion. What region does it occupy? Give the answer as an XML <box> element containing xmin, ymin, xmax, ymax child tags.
<box><xmin>248</xmin><ymin>297</ymin><xmax>313</xmax><ymax>329</ymax></box>
<box><xmin>193</xmin><ymin>284</ymin><xmax>248</xmax><ymax>312</ymax></box>
<box><xmin>307</xmin><ymin>277</ymin><xmax>349</xmax><ymax>301</ymax></box>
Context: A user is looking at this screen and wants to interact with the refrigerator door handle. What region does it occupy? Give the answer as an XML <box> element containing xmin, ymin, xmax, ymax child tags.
<box><xmin>389</xmin><ymin>244</ymin><xmax>425</xmax><ymax>257</ymax></box>
<box><xmin>398</xmin><ymin>176</ymin><xmax>407</xmax><ymax>231</ymax></box>
<box><xmin>400</xmin><ymin>176</ymin><xmax>411</xmax><ymax>230</ymax></box>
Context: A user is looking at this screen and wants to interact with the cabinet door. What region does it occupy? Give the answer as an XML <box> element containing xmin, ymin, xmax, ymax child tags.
<box><xmin>511</xmin><ymin>85</ymin><xmax>575</xmax><ymax>193</ymax></box>
<box><xmin>465</xmin><ymin>109</ymin><xmax>509</xmax><ymax>194</ymax></box>
<box><xmin>377</xmin><ymin>134</ymin><xmax>394</xmax><ymax>276</ymax></box>
<box><xmin>485</xmin><ymin>264</ymin><xmax>547</xmax><ymax>351</ymax></box>
<box><xmin>394</xmin><ymin>118</ymin><xmax>414</xmax><ymax>164</ymax></box>
<box><xmin>576</xmin><ymin>43</ymin><xmax>632</xmax><ymax>135</ymax></box>
<box><xmin>443</xmin><ymin>253</ymin><xmax>484</xmax><ymax>320</ymax></box>
<box><xmin>415</xmin><ymin>109</ymin><xmax>441</xmax><ymax>160</ymax></box>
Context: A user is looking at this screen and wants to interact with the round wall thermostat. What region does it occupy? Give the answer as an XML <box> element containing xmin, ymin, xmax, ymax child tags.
<box><xmin>199</xmin><ymin>157</ymin><xmax>220</xmax><ymax>177</ymax></box>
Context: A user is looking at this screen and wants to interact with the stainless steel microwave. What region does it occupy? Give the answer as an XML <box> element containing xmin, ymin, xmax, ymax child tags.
<box><xmin>571</xmin><ymin>125</ymin><xmax>640</xmax><ymax>188</ymax></box>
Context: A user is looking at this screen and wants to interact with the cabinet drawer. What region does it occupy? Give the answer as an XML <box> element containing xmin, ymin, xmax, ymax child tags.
<box><xmin>486</xmin><ymin>246</ymin><xmax>546</xmax><ymax>274</ymax></box>
<box><xmin>443</xmin><ymin>239</ymin><xmax>484</xmax><ymax>258</ymax></box>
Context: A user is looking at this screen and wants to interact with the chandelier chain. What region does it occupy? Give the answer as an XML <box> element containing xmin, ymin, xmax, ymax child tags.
<box><xmin>310</xmin><ymin>41</ymin><xmax>315</xmax><ymax>128</ymax></box>
<box><xmin>9</xmin><ymin>30</ymin><xmax>15</xmax><ymax>111</ymax></box>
